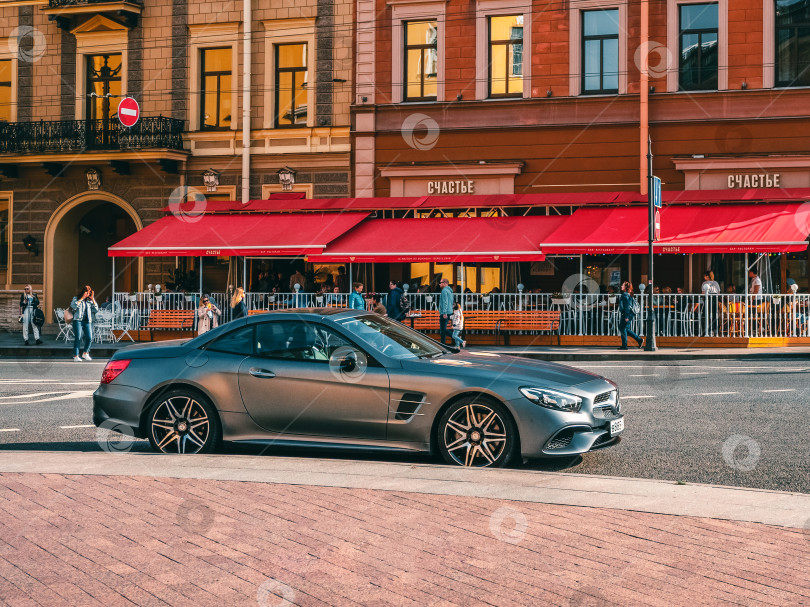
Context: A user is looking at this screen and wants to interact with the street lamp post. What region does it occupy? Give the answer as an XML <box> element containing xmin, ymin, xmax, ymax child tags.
<box><xmin>645</xmin><ymin>137</ymin><xmax>657</xmax><ymax>351</ymax></box>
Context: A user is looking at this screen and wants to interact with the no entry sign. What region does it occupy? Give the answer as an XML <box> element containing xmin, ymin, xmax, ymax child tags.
<box><xmin>117</xmin><ymin>97</ymin><xmax>140</xmax><ymax>127</ymax></box>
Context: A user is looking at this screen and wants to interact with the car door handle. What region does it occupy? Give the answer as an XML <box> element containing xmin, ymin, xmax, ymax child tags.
<box><xmin>249</xmin><ymin>368</ymin><xmax>275</xmax><ymax>379</ymax></box>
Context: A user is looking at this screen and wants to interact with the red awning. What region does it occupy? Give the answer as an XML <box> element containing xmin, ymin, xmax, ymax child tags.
<box><xmin>164</xmin><ymin>189</ymin><xmax>810</xmax><ymax>214</ymax></box>
<box><xmin>542</xmin><ymin>203</ymin><xmax>810</xmax><ymax>255</ymax></box>
<box><xmin>308</xmin><ymin>215</ymin><xmax>566</xmax><ymax>263</ymax></box>
<box><xmin>108</xmin><ymin>212</ymin><xmax>369</xmax><ymax>257</ymax></box>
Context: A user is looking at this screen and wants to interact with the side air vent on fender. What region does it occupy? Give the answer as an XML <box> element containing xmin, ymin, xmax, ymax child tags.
<box><xmin>393</xmin><ymin>392</ymin><xmax>426</xmax><ymax>421</ymax></box>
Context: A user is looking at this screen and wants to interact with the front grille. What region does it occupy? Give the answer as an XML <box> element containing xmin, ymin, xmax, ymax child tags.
<box><xmin>545</xmin><ymin>428</ymin><xmax>575</xmax><ymax>450</ymax></box>
<box><xmin>592</xmin><ymin>406</ymin><xmax>621</xmax><ymax>420</ymax></box>
<box><xmin>593</xmin><ymin>391</ymin><xmax>613</xmax><ymax>405</ymax></box>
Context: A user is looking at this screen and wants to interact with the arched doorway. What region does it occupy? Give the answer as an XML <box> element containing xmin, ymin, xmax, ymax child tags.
<box><xmin>45</xmin><ymin>192</ymin><xmax>142</xmax><ymax>322</ymax></box>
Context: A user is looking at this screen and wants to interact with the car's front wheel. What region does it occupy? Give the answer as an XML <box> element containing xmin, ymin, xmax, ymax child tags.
<box><xmin>147</xmin><ymin>389</ymin><xmax>221</xmax><ymax>454</ymax></box>
<box><xmin>437</xmin><ymin>397</ymin><xmax>517</xmax><ymax>467</ymax></box>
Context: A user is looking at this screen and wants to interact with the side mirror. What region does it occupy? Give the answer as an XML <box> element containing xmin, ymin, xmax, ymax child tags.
<box><xmin>338</xmin><ymin>352</ymin><xmax>357</xmax><ymax>372</ymax></box>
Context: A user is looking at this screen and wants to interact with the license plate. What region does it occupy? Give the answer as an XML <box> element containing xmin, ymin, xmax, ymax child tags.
<box><xmin>609</xmin><ymin>417</ymin><xmax>624</xmax><ymax>436</ymax></box>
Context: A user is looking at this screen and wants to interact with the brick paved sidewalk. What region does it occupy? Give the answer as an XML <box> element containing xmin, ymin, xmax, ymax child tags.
<box><xmin>0</xmin><ymin>474</ymin><xmax>808</xmax><ymax>606</ymax></box>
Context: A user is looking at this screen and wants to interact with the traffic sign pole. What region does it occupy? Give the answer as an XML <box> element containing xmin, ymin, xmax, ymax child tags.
<box><xmin>646</xmin><ymin>137</ymin><xmax>657</xmax><ymax>351</ymax></box>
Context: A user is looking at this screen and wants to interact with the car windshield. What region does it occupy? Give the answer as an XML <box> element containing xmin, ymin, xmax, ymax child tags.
<box><xmin>336</xmin><ymin>314</ymin><xmax>447</xmax><ymax>359</ymax></box>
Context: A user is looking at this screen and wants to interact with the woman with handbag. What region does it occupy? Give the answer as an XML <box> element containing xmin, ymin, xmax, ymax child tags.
<box><xmin>19</xmin><ymin>285</ymin><xmax>42</xmax><ymax>345</ymax></box>
<box><xmin>69</xmin><ymin>285</ymin><xmax>98</xmax><ymax>361</ymax></box>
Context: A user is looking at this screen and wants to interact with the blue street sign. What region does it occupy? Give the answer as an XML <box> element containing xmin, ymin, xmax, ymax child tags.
<box><xmin>652</xmin><ymin>176</ymin><xmax>662</xmax><ymax>208</ymax></box>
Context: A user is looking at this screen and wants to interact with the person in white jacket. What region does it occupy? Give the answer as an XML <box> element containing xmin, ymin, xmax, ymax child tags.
<box><xmin>451</xmin><ymin>302</ymin><xmax>465</xmax><ymax>348</ymax></box>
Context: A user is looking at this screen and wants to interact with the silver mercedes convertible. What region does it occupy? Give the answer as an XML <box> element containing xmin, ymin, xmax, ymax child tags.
<box><xmin>93</xmin><ymin>309</ymin><xmax>623</xmax><ymax>467</ymax></box>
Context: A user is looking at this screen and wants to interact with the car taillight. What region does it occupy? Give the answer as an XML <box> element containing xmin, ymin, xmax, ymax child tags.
<box><xmin>101</xmin><ymin>359</ymin><xmax>131</xmax><ymax>384</ymax></box>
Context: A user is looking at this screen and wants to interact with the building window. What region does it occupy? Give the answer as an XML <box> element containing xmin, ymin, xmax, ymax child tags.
<box><xmin>679</xmin><ymin>3</ymin><xmax>718</xmax><ymax>91</ymax></box>
<box><xmin>488</xmin><ymin>15</ymin><xmax>523</xmax><ymax>98</ymax></box>
<box><xmin>275</xmin><ymin>43</ymin><xmax>308</xmax><ymax>128</ymax></box>
<box><xmin>200</xmin><ymin>48</ymin><xmax>232</xmax><ymax>130</ymax></box>
<box><xmin>776</xmin><ymin>0</ymin><xmax>810</xmax><ymax>87</ymax></box>
<box><xmin>0</xmin><ymin>60</ymin><xmax>10</xmax><ymax>123</ymax></box>
<box><xmin>582</xmin><ymin>9</ymin><xmax>619</xmax><ymax>94</ymax></box>
<box><xmin>0</xmin><ymin>199</ymin><xmax>8</xmax><ymax>270</ymax></box>
<box><xmin>86</xmin><ymin>54</ymin><xmax>122</xmax><ymax>120</ymax></box>
<box><xmin>404</xmin><ymin>20</ymin><xmax>438</xmax><ymax>101</ymax></box>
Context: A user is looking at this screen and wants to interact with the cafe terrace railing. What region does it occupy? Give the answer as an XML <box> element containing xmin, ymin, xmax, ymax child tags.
<box><xmin>110</xmin><ymin>292</ymin><xmax>810</xmax><ymax>339</ymax></box>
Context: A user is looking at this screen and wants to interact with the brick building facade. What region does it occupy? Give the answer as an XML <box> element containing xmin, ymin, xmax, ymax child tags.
<box><xmin>0</xmin><ymin>0</ymin><xmax>353</xmax><ymax>327</ymax></box>
<box><xmin>354</xmin><ymin>0</ymin><xmax>810</xmax><ymax>293</ymax></box>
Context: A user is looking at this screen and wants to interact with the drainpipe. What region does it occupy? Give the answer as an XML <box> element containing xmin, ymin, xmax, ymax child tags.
<box><xmin>241</xmin><ymin>0</ymin><xmax>252</xmax><ymax>204</ymax></box>
<box><xmin>640</xmin><ymin>0</ymin><xmax>649</xmax><ymax>196</ymax></box>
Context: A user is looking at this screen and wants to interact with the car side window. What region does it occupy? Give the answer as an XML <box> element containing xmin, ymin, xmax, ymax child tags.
<box><xmin>256</xmin><ymin>320</ymin><xmax>352</xmax><ymax>362</ymax></box>
<box><xmin>207</xmin><ymin>326</ymin><xmax>255</xmax><ymax>356</ymax></box>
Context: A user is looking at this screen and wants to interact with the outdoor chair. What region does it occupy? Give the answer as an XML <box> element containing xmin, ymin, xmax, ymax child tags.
<box><xmin>54</xmin><ymin>308</ymin><xmax>73</xmax><ymax>342</ymax></box>
<box><xmin>115</xmin><ymin>307</ymin><xmax>137</xmax><ymax>342</ymax></box>
<box><xmin>93</xmin><ymin>310</ymin><xmax>115</xmax><ymax>343</ymax></box>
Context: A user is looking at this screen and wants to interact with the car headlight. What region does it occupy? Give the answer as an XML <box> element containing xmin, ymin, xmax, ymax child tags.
<box><xmin>519</xmin><ymin>387</ymin><xmax>582</xmax><ymax>412</ymax></box>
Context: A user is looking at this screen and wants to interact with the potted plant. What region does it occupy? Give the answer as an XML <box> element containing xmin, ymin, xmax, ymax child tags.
<box><xmin>551</xmin><ymin>292</ymin><xmax>571</xmax><ymax>306</ymax></box>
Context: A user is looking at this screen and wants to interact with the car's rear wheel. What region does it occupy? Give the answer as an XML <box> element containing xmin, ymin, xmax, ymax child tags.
<box><xmin>147</xmin><ymin>389</ymin><xmax>220</xmax><ymax>454</ymax></box>
<box><xmin>437</xmin><ymin>397</ymin><xmax>517</xmax><ymax>467</ymax></box>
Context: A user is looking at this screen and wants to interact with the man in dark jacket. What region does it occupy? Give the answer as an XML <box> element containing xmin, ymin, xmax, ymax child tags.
<box><xmin>386</xmin><ymin>281</ymin><xmax>405</xmax><ymax>321</ymax></box>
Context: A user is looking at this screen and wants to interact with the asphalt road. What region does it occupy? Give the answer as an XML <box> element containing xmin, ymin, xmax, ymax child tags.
<box><xmin>0</xmin><ymin>355</ymin><xmax>807</xmax><ymax>493</ymax></box>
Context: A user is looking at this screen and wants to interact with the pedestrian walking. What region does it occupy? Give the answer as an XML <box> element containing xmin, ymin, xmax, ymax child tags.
<box><xmin>386</xmin><ymin>280</ymin><xmax>406</xmax><ymax>321</ymax></box>
<box><xmin>618</xmin><ymin>281</ymin><xmax>643</xmax><ymax>350</ymax></box>
<box><xmin>701</xmin><ymin>271</ymin><xmax>721</xmax><ymax>336</ymax></box>
<box><xmin>371</xmin><ymin>294</ymin><xmax>387</xmax><ymax>315</ymax></box>
<box><xmin>451</xmin><ymin>302</ymin><xmax>465</xmax><ymax>348</ymax></box>
<box><xmin>349</xmin><ymin>282</ymin><xmax>366</xmax><ymax>310</ymax></box>
<box><xmin>438</xmin><ymin>278</ymin><xmax>454</xmax><ymax>345</ymax></box>
<box><xmin>19</xmin><ymin>284</ymin><xmax>42</xmax><ymax>345</ymax></box>
<box><xmin>69</xmin><ymin>285</ymin><xmax>98</xmax><ymax>361</ymax></box>
<box><xmin>196</xmin><ymin>295</ymin><xmax>221</xmax><ymax>335</ymax></box>
<box><xmin>230</xmin><ymin>287</ymin><xmax>248</xmax><ymax>320</ymax></box>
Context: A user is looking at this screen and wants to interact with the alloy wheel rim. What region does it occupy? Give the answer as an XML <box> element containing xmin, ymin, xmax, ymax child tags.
<box><xmin>151</xmin><ymin>396</ymin><xmax>210</xmax><ymax>454</ymax></box>
<box><xmin>443</xmin><ymin>403</ymin><xmax>507</xmax><ymax>467</ymax></box>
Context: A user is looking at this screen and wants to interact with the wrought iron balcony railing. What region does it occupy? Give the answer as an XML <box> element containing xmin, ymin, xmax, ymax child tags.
<box><xmin>0</xmin><ymin>117</ymin><xmax>185</xmax><ymax>154</ymax></box>
<box><xmin>48</xmin><ymin>0</ymin><xmax>142</xmax><ymax>7</ymax></box>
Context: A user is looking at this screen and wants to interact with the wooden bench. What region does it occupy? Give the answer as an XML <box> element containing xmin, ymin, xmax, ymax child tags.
<box><xmin>144</xmin><ymin>310</ymin><xmax>195</xmax><ymax>341</ymax></box>
<box><xmin>405</xmin><ymin>309</ymin><xmax>561</xmax><ymax>345</ymax></box>
<box><xmin>497</xmin><ymin>310</ymin><xmax>561</xmax><ymax>345</ymax></box>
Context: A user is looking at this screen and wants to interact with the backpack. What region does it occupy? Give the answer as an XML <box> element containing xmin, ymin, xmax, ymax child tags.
<box><xmin>630</xmin><ymin>297</ymin><xmax>640</xmax><ymax>315</ymax></box>
<box><xmin>33</xmin><ymin>308</ymin><xmax>45</xmax><ymax>327</ymax></box>
<box><xmin>399</xmin><ymin>293</ymin><xmax>411</xmax><ymax>314</ymax></box>
<box><xmin>63</xmin><ymin>307</ymin><xmax>74</xmax><ymax>323</ymax></box>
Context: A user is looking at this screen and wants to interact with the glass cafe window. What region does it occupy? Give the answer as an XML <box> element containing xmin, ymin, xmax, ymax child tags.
<box><xmin>679</xmin><ymin>3</ymin><xmax>718</xmax><ymax>91</ymax></box>
<box><xmin>582</xmin><ymin>9</ymin><xmax>619</xmax><ymax>94</ymax></box>
<box><xmin>275</xmin><ymin>43</ymin><xmax>308</xmax><ymax>127</ymax></box>
<box><xmin>0</xmin><ymin>59</ymin><xmax>11</xmax><ymax>122</ymax></box>
<box><xmin>488</xmin><ymin>15</ymin><xmax>523</xmax><ymax>97</ymax></box>
<box><xmin>201</xmin><ymin>47</ymin><xmax>232</xmax><ymax>130</ymax></box>
<box><xmin>776</xmin><ymin>0</ymin><xmax>810</xmax><ymax>87</ymax></box>
<box><xmin>404</xmin><ymin>20</ymin><xmax>438</xmax><ymax>101</ymax></box>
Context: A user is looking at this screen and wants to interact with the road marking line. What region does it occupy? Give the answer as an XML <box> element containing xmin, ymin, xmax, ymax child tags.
<box><xmin>697</xmin><ymin>392</ymin><xmax>737</xmax><ymax>396</ymax></box>
<box><xmin>0</xmin><ymin>428</ymin><xmax>20</xmax><ymax>432</ymax></box>
<box><xmin>762</xmin><ymin>389</ymin><xmax>795</xmax><ymax>392</ymax></box>
<box><xmin>0</xmin><ymin>392</ymin><xmax>71</xmax><ymax>400</ymax></box>
<box><xmin>681</xmin><ymin>372</ymin><xmax>709</xmax><ymax>375</ymax></box>
<box><xmin>59</xmin><ymin>424</ymin><xmax>95</xmax><ymax>429</ymax></box>
<box><xmin>621</xmin><ymin>395</ymin><xmax>656</xmax><ymax>399</ymax></box>
<box><xmin>0</xmin><ymin>361</ymin><xmax>106</xmax><ymax>365</ymax></box>
<box><xmin>0</xmin><ymin>390</ymin><xmax>95</xmax><ymax>405</ymax></box>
